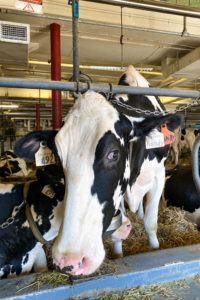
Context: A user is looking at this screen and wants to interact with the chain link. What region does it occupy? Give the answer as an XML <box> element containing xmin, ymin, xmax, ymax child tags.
<box><xmin>0</xmin><ymin>201</ymin><xmax>24</xmax><ymax>229</ymax></box>
<box><xmin>110</xmin><ymin>97</ymin><xmax>200</xmax><ymax>116</ymax></box>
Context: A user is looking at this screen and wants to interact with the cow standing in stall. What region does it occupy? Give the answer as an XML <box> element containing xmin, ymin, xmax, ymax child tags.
<box><xmin>15</xmin><ymin>66</ymin><xmax>181</xmax><ymax>276</ymax></box>
<box><xmin>0</xmin><ymin>160</ymin><xmax>65</xmax><ymax>278</ymax></box>
<box><xmin>164</xmin><ymin>165</ymin><xmax>200</xmax><ymax>228</ymax></box>
<box><xmin>171</xmin><ymin>127</ymin><xmax>199</xmax><ymax>165</ymax></box>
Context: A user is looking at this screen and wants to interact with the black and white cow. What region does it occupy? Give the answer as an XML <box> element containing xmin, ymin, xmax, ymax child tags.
<box><xmin>164</xmin><ymin>165</ymin><xmax>200</xmax><ymax>227</ymax></box>
<box><xmin>15</xmin><ymin>66</ymin><xmax>181</xmax><ymax>276</ymax></box>
<box><xmin>0</xmin><ymin>160</ymin><xmax>65</xmax><ymax>278</ymax></box>
<box><xmin>171</xmin><ymin>127</ymin><xmax>199</xmax><ymax>165</ymax></box>
<box><xmin>0</xmin><ymin>148</ymin><xmax>132</xmax><ymax>278</ymax></box>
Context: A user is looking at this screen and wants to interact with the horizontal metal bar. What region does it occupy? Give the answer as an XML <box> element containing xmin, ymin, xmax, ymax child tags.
<box><xmin>83</xmin><ymin>0</ymin><xmax>200</xmax><ymax>18</ymax></box>
<box><xmin>0</xmin><ymin>77</ymin><xmax>199</xmax><ymax>98</ymax></box>
<box><xmin>2</xmin><ymin>244</ymin><xmax>200</xmax><ymax>299</ymax></box>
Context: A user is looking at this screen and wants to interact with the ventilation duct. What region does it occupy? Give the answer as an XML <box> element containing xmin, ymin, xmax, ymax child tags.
<box><xmin>0</xmin><ymin>21</ymin><xmax>30</xmax><ymax>44</ymax></box>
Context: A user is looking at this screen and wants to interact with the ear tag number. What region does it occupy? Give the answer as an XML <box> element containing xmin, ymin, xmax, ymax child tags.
<box><xmin>146</xmin><ymin>129</ymin><xmax>165</xmax><ymax>149</ymax></box>
<box><xmin>35</xmin><ymin>145</ymin><xmax>55</xmax><ymax>166</ymax></box>
<box><xmin>161</xmin><ymin>124</ymin><xmax>175</xmax><ymax>145</ymax></box>
<box><xmin>41</xmin><ymin>185</ymin><xmax>55</xmax><ymax>199</ymax></box>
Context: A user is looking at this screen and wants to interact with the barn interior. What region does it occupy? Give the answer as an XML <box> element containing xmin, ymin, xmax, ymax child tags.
<box><xmin>1</xmin><ymin>0</ymin><xmax>200</xmax><ymax>299</ymax></box>
<box><xmin>0</xmin><ymin>0</ymin><xmax>200</xmax><ymax>151</ymax></box>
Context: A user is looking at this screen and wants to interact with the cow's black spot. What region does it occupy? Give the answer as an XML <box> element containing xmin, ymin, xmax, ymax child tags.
<box><xmin>91</xmin><ymin>129</ymin><xmax>129</xmax><ymax>233</ymax></box>
<box><xmin>23</xmin><ymin>254</ymin><xmax>29</xmax><ymax>265</ymax></box>
<box><xmin>165</xmin><ymin>166</ymin><xmax>200</xmax><ymax>213</ymax></box>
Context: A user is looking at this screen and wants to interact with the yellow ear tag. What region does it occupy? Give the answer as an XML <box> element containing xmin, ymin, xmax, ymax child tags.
<box><xmin>35</xmin><ymin>143</ymin><xmax>55</xmax><ymax>166</ymax></box>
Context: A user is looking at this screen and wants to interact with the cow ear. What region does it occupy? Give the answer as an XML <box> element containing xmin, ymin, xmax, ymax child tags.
<box><xmin>133</xmin><ymin>114</ymin><xmax>182</xmax><ymax>137</ymax></box>
<box><xmin>14</xmin><ymin>130</ymin><xmax>57</xmax><ymax>160</ymax></box>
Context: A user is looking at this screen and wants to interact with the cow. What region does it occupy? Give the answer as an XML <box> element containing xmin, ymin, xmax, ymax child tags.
<box><xmin>14</xmin><ymin>65</ymin><xmax>181</xmax><ymax>276</ymax></box>
<box><xmin>181</xmin><ymin>127</ymin><xmax>199</xmax><ymax>153</ymax></box>
<box><xmin>164</xmin><ymin>165</ymin><xmax>200</xmax><ymax>227</ymax></box>
<box><xmin>171</xmin><ymin>127</ymin><xmax>199</xmax><ymax>165</ymax></box>
<box><xmin>0</xmin><ymin>151</ymin><xmax>131</xmax><ymax>278</ymax></box>
<box><xmin>0</xmin><ymin>150</ymin><xmax>31</xmax><ymax>178</ymax></box>
<box><xmin>0</xmin><ymin>163</ymin><xmax>65</xmax><ymax>278</ymax></box>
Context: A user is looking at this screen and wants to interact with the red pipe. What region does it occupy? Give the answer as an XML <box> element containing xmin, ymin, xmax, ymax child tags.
<box><xmin>36</xmin><ymin>103</ymin><xmax>40</xmax><ymax>130</ymax></box>
<box><xmin>50</xmin><ymin>23</ymin><xmax>62</xmax><ymax>129</ymax></box>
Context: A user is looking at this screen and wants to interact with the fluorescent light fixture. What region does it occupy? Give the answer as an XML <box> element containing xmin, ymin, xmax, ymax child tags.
<box><xmin>0</xmin><ymin>104</ymin><xmax>19</xmax><ymax>108</ymax></box>
<box><xmin>28</xmin><ymin>60</ymin><xmax>162</xmax><ymax>75</ymax></box>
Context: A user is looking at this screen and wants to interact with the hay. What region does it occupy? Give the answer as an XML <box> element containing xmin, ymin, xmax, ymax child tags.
<box><xmin>97</xmin><ymin>277</ymin><xmax>190</xmax><ymax>300</ymax></box>
<box><xmin>14</xmin><ymin>204</ymin><xmax>200</xmax><ymax>295</ymax></box>
<box><xmin>104</xmin><ymin>206</ymin><xmax>200</xmax><ymax>259</ymax></box>
<box><xmin>16</xmin><ymin>271</ymin><xmax>71</xmax><ymax>293</ymax></box>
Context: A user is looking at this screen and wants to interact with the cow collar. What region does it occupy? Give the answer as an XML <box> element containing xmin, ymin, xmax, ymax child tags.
<box><xmin>24</xmin><ymin>182</ymin><xmax>48</xmax><ymax>245</ymax></box>
<box><xmin>24</xmin><ymin>182</ymin><xmax>123</xmax><ymax>243</ymax></box>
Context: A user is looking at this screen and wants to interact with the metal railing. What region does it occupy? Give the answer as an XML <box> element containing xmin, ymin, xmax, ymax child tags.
<box><xmin>0</xmin><ymin>77</ymin><xmax>200</xmax><ymax>98</ymax></box>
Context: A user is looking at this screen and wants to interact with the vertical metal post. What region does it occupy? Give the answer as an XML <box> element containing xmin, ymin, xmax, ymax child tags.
<box><xmin>192</xmin><ymin>136</ymin><xmax>200</xmax><ymax>196</ymax></box>
<box><xmin>36</xmin><ymin>103</ymin><xmax>40</xmax><ymax>130</ymax></box>
<box><xmin>50</xmin><ymin>23</ymin><xmax>62</xmax><ymax>129</ymax></box>
<box><xmin>72</xmin><ymin>0</ymin><xmax>79</xmax><ymax>82</ymax></box>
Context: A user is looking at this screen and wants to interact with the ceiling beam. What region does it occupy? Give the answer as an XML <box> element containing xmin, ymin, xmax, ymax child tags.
<box><xmin>83</xmin><ymin>0</ymin><xmax>200</xmax><ymax>18</ymax></box>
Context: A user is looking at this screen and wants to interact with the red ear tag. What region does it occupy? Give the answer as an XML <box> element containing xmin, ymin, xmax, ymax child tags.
<box><xmin>161</xmin><ymin>124</ymin><xmax>175</xmax><ymax>145</ymax></box>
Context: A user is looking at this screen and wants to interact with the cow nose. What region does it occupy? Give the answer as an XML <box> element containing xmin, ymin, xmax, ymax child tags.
<box><xmin>127</xmin><ymin>224</ymin><xmax>132</xmax><ymax>230</ymax></box>
<box><xmin>53</xmin><ymin>254</ymin><xmax>87</xmax><ymax>275</ymax></box>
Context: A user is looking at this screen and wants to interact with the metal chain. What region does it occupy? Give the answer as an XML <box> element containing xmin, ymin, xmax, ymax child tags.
<box><xmin>0</xmin><ymin>201</ymin><xmax>25</xmax><ymax>229</ymax></box>
<box><xmin>110</xmin><ymin>97</ymin><xmax>200</xmax><ymax>116</ymax></box>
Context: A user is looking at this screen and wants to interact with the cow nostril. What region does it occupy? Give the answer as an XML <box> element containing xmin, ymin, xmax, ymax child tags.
<box><xmin>127</xmin><ymin>224</ymin><xmax>131</xmax><ymax>229</ymax></box>
<box><xmin>78</xmin><ymin>261</ymin><xmax>82</xmax><ymax>267</ymax></box>
<box><xmin>78</xmin><ymin>256</ymin><xmax>85</xmax><ymax>267</ymax></box>
<box><xmin>62</xmin><ymin>265</ymin><xmax>74</xmax><ymax>273</ymax></box>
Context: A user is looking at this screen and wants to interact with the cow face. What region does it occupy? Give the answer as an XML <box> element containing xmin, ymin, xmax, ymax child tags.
<box><xmin>14</xmin><ymin>91</ymin><xmax>181</xmax><ymax>276</ymax></box>
<box><xmin>52</xmin><ymin>92</ymin><xmax>132</xmax><ymax>275</ymax></box>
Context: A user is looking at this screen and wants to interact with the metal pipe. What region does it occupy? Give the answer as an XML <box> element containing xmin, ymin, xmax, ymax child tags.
<box><xmin>3</xmin><ymin>8</ymin><xmax>200</xmax><ymax>38</ymax></box>
<box><xmin>192</xmin><ymin>136</ymin><xmax>200</xmax><ymax>196</ymax></box>
<box><xmin>84</xmin><ymin>0</ymin><xmax>200</xmax><ymax>18</ymax></box>
<box><xmin>2</xmin><ymin>112</ymin><xmax>52</xmax><ymax>117</ymax></box>
<box><xmin>36</xmin><ymin>103</ymin><xmax>40</xmax><ymax>130</ymax></box>
<box><xmin>0</xmin><ymin>97</ymin><xmax>74</xmax><ymax>106</ymax></box>
<box><xmin>11</xmin><ymin>117</ymin><xmax>52</xmax><ymax>120</ymax></box>
<box><xmin>72</xmin><ymin>1</ymin><xmax>79</xmax><ymax>82</ymax></box>
<box><xmin>0</xmin><ymin>77</ymin><xmax>200</xmax><ymax>98</ymax></box>
<box><xmin>50</xmin><ymin>23</ymin><xmax>62</xmax><ymax>130</ymax></box>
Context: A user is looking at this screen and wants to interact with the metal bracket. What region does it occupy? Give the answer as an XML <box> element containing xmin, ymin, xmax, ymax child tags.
<box><xmin>68</xmin><ymin>0</ymin><xmax>79</xmax><ymax>18</ymax></box>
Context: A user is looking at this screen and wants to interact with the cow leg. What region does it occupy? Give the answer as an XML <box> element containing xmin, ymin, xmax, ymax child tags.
<box><xmin>137</xmin><ymin>200</ymin><xmax>144</xmax><ymax>219</ymax></box>
<box><xmin>33</xmin><ymin>247</ymin><xmax>48</xmax><ymax>273</ymax></box>
<box><xmin>143</xmin><ymin>169</ymin><xmax>165</xmax><ymax>249</ymax></box>
<box><xmin>171</xmin><ymin>143</ymin><xmax>179</xmax><ymax>165</ymax></box>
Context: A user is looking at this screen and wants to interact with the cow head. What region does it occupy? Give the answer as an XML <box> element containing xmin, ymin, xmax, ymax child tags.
<box><xmin>15</xmin><ymin>91</ymin><xmax>181</xmax><ymax>276</ymax></box>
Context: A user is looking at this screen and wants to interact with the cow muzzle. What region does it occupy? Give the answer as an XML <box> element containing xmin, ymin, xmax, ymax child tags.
<box><xmin>53</xmin><ymin>253</ymin><xmax>91</xmax><ymax>276</ymax></box>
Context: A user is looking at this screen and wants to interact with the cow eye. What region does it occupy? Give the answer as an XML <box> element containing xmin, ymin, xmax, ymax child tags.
<box><xmin>107</xmin><ymin>150</ymin><xmax>119</xmax><ymax>161</ymax></box>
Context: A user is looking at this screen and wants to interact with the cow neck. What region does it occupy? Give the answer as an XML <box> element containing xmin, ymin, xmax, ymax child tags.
<box><xmin>23</xmin><ymin>182</ymin><xmax>48</xmax><ymax>245</ymax></box>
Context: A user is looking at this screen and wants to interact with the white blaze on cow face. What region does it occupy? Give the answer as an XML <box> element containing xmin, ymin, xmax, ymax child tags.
<box><xmin>52</xmin><ymin>91</ymin><xmax>130</xmax><ymax>275</ymax></box>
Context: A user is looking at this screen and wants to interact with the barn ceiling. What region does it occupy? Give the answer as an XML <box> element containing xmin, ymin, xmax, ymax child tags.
<box><xmin>0</xmin><ymin>0</ymin><xmax>200</xmax><ymax>122</ymax></box>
